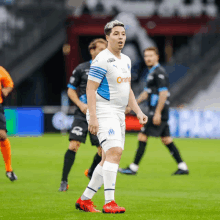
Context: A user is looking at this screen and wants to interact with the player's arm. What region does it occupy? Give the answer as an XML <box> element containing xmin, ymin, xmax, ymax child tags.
<box><xmin>67</xmin><ymin>88</ymin><xmax>87</xmax><ymax>114</ymax></box>
<box><xmin>1</xmin><ymin>67</ymin><xmax>14</xmax><ymax>98</ymax></box>
<box><xmin>125</xmin><ymin>88</ymin><xmax>148</xmax><ymax>114</ymax></box>
<box><xmin>153</xmin><ymin>72</ymin><xmax>168</xmax><ymax>125</ymax></box>
<box><xmin>136</xmin><ymin>89</ymin><xmax>148</xmax><ymax>105</ymax></box>
<box><xmin>86</xmin><ymin>58</ymin><xmax>107</xmax><ymax>135</ymax></box>
<box><xmin>86</xmin><ymin>80</ymin><xmax>100</xmax><ymax>135</ymax></box>
<box><xmin>67</xmin><ymin>67</ymin><xmax>87</xmax><ymax>114</ymax></box>
<box><xmin>127</xmin><ymin>88</ymin><xmax>148</xmax><ymax>125</ymax></box>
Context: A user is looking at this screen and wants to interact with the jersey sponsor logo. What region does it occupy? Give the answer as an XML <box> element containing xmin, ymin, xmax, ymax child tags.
<box><xmin>158</xmin><ymin>74</ymin><xmax>165</xmax><ymax>79</ymax></box>
<box><xmin>108</xmin><ymin>129</ymin><xmax>115</xmax><ymax>135</ymax></box>
<box><xmin>107</xmin><ymin>58</ymin><xmax>116</xmax><ymax>63</ymax></box>
<box><xmin>147</xmin><ymin>75</ymin><xmax>154</xmax><ymax>81</ymax></box>
<box><xmin>71</xmin><ymin>126</ymin><xmax>83</xmax><ymax>136</ymax></box>
<box><xmin>70</xmin><ymin>76</ymin><xmax>75</xmax><ymax>83</ymax></box>
<box><xmin>117</xmin><ymin>77</ymin><xmax>131</xmax><ymax>84</ymax></box>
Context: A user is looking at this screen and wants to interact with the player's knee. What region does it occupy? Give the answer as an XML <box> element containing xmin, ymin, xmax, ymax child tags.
<box><xmin>68</xmin><ymin>141</ymin><xmax>81</xmax><ymax>152</ymax></box>
<box><xmin>161</xmin><ymin>137</ymin><xmax>172</xmax><ymax>145</ymax></box>
<box><xmin>0</xmin><ymin>130</ymin><xmax>7</xmax><ymax>141</ymax></box>
<box><xmin>106</xmin><ymin>147</ymin><xmax>122</xmax><ymax>164</ymax></box>
<box><xmin>97</xmin><ymin>146</ymin><xmax>102</xmax><ymax>156</ymax></box>
<box><xmin>138</xmin><ymin>133</ymin><xmax>147</xmax><ymax>142</ymax></box>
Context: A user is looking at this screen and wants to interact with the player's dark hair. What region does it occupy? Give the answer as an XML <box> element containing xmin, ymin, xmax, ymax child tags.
<box><xmin>144</xmin><ymin>47</ymin><xmax>159</xmax><ymax>56</ymax></box>
<box><xmin>104</xmin><ymin>20</ymin><xmax>125</xmax><ymax>36</ymax></box>
<box><xmin>88</xmin><ymin>38</ymin><xmax>107</xmax><ymax>51</ymax></box>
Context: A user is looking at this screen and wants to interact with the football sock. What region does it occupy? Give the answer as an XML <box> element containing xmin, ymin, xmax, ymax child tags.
<box><xmin>103</xmin><ymin>161</ymin><xmax>118</xmax><ymax>204</ymax></box>
<box><xmin>88</xmin><ymin>153</ymin><xmax>102</xmax><ymax>177</ymax></box>
<box><xmin>178</xmin><ymin>162</ymin><xmax>188</xmax><ymax>171</ymax></box>
<box><xmin>129</xmin><ymin>163</ymin><xmax>139</xmax><ymax>172</ymax></box>
<box><xmin>61</xmin><ymin>149</ymin><xmax>76</xmax><ymax>181</ymax></box>
<box><xmin>165</xmin><ymin>142</ymin><xmax>183</xmax><ymax>164</ymax></box>
<box><xmin>81</xmin><ymin>164</ymin><xmax>103</xmax><ymax>200</ymax></box>
<box><xmin>0</xmin><ymin>139</ymin><xmax>12</xmax><ymax>172</ymax></box>
<box><xmin>134</xmin><ymin>141</ymin><xmax>147</xmax><ymax>165</ymax></box>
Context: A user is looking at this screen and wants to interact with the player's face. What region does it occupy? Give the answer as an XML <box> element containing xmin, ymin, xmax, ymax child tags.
<box><xmin>144</xmin><ymin>50</ymin><xmax>159</xmax><ymax>68</ymax></box>
<box><xmin>107</xmin><ymin>26</ymin><xmax>126</xmax><ymax>51</ymax></box>
<box><xmin>93</xmin><ymin>42</ymin><xmax>107</xmax><ymax>58</ymax></box>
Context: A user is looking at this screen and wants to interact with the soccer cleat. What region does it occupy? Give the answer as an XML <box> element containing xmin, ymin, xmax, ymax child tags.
<box><xmin>118</xmin><ymin>167</ymin><xmax>137</xmax><ymax>175</ymax></box>
<box><xmin>6</xmin><ymin>171</ymin><xmax>18</xmax><ymax>182</ymax></box>
<box><xmin>172</xmin><ymin>169</ymin><xmax>189</xmax><ymax>175</ymax></box>
<box><xmin>84</xmin><ymin>169</ymin><xmax>92</xmax><ymax>180</ymax></box>
<box><xmin>102</xmin><ymin>201</ymin><xmax>125</xmax><ymax>214</ymax></box>
<box><xmin>75</xmin><ymin>197</ymin><xmax>101</xmax><ymax>213</ymax></box>
<box><xmin>58</xmin><ymin>181</ymin><xmax>69</xmax><ymax>191</ymax></box>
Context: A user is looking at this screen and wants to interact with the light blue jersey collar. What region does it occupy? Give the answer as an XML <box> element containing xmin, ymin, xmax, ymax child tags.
<box><xmin>90</xmin><ymin>60</ymin><xmax>92</xmax><ymax>64</ymax></box>
<box><xmin>149</xmin><ymin>63</ymin><xmax>160</xmax><ymax>74</ymax></box>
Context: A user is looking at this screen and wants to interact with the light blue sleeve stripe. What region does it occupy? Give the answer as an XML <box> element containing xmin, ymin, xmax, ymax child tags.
<box><xmin>90</xmin><ymin>68</ymin><xmax>107</xmax><ymax>76</ymax></box>
<box><xmin>144</xmin><ymin>87</ymin><xmax>148</xmax><ymax>91</ymax></box>
<box><xmin>89</xmin><ymin>70</ymin><xmax>105</xmax><ymax>77</ymax></box>
<box><xmin>89</xmin><ymin>73</ymin><xmax>103</xmax><ymax>80</ymax></box>
<box><xmin>91</xmin><ymin>66</ymin><xmax>107</xmax><ymax>74</ymax></box>
<box><xmin>67</xmin><ymin>84</ymin><xmax>76</xmax><ymax>90</ymax></box>
<box><xmin>158</xmin><ymin>87</ymin><xmax>168</xmax><ymax>92</ymax></box>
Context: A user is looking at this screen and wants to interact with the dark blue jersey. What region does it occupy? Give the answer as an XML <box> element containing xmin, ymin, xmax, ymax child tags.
<box><xmin>144</xmin><ymin>64</ymin><xmax>170</xmax><ymax>121</ymax></box>
<box><xmin>67</xmin><ymin>60</ymin><xmax>91</xmax><ymax>119</ymax></box>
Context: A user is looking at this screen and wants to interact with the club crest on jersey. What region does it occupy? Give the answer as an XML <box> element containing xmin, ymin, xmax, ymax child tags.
<box><xmin>108</xmin><ymin>129</ymin><xmax>115</xmax><ymax>135</ymax></box>
<box><xmin>107</xmin><ymin>58</ymin><xmax>116</xmax><ymax>63</ymax></box>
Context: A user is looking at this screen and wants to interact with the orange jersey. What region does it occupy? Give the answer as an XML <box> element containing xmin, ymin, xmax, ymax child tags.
<box><xmin>0</xmin><ymin>66</ymin><xmax>14</xmax><ymax>103</ymax></box>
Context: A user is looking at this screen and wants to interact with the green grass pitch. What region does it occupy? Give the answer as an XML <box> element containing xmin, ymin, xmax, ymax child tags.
<box><xmin>0</xmin><ymin>133</ymin><xmax>220</xmax><ymax>220</ymax></box>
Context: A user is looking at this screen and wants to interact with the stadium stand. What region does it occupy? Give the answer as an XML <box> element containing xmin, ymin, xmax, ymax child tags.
<box><xmin>0</xmin><ymin>0</ymin><xmax>69</xmax><ymax>86</ymax></box>
<box><xmin>169</xmin><ymin>16</ymin><xmax>220</xmax><ymax>107</ymax></box>
<box><xmin>77</xmin><ymin>0</ymin><xmax>219</xmax><ymax>17</ymax></box>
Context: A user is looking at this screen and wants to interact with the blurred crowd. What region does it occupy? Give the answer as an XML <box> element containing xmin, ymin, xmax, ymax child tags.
<box><xmin>74</xmin><ymin>0</ymin><xmax>219</xmax><ymax>18</ymax></box>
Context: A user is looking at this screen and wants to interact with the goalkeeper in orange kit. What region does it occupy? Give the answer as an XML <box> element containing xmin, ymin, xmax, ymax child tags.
<box><xmin>0</xmin><ymin>66</ymin><xmax>17</xmax><ymax>181</ymax></box>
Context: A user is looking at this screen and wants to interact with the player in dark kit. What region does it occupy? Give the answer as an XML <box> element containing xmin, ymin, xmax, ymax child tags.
<box><xmin>59</xmin><ymin>39</ymin><xmax>107</xmax><ymax>191</ymax></box>
<box><xmin>119</xmin><ymin>47</ymin><xmax>189</xmax><ymax>175</ymax></box>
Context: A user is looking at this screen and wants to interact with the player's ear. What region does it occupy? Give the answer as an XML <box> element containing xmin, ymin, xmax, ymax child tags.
<box><xmin>106</xmin><ymin>35</ymin><xmax>109</xmax><ymax>42</ymax></box>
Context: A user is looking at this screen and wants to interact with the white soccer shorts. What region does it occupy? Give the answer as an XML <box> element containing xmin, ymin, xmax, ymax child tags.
<box><xmin>87</xmin><ymin>112</ymin><xmax>125</xmax><ymax>152</ymax></box>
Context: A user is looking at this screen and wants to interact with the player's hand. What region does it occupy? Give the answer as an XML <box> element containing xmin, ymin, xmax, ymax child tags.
<box><xmin>79</xmin><ymin>103</ymin><xmax>88</xmax><ymax>115</ymax></box>
<box><xmin>125</xmin><ymin>106</ymin><xmax>131</xmax><ymax>114</ymax></box>
<box><xmin>153</xmin><ymin>112</ymin><xmax>161</xmax><ymax>126</ymax></box>
<box><xmin>1</xmin><ymin>88</ymin><xmax>9</xmax><ymax>97</ymax></box>
<box><xmin>137</xmin><ymin>111</ymin><xmax>148</xmax><ymax>125</ymax></box>
<box><xmin>88</xmin><ymin>115</ymin><xmax>99</xmax><ymax>135</ymax></box>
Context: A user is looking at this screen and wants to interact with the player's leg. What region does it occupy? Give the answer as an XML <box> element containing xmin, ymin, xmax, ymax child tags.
<box><xmin>59</xmin><ymin>119</ymin><xmax>87</xmax><ymax>191</ymax></box>
<box><xmin>59</xmin><ymin>140</ymin><xmax>81</xmax><ymax>191</ymax></box>
<box><xmin>119</xmin><ymin>126</ymin><xmax>148</xmax><ymax>175</ymax></box>
<box><xmin>102</xmin><ymin>117</ymin><xmax>126</xmax><ymax>213</ymax></box>
<box><xmin>84</xmin><ymin>133</ymin><xmax>102</xmax><ymax>179</ymax></box>
<box><xmin>75</xmin><ymin>148</ymin><xmax>106</xmax><ymax>213</ymax></box>
<box><xmin>0</xmin><ymin>108</ymin><xmax>17</xmax><ymax>182</ymax></box>
<box><xmin>161</xmin><ymin>136</ymin><xmax>189</xmax><ymax>175</ymax></box>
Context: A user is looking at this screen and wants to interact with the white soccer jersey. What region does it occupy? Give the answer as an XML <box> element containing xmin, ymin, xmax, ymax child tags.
<box><xmin>88</xmin><ymin>48</ymin><xmax>131</xmax><ymax>115</ymax></box>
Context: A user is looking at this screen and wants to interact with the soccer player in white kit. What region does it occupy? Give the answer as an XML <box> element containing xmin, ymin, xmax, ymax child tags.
<box><xmin>75</xmin><ymin>20</ymin><xmax>148</xmax><ymax>213</ymax></box>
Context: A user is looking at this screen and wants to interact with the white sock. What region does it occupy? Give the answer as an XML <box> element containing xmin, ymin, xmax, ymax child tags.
<box><xmin>103</xmin><ymin>161</ymin><xmax>118</xmax><ymax>204</ymax></box>
<box><xmin>129</xmin><ymin>163</ymin><xmax>139</xmax><ymax>172</ymax></box>
<box><xmin>178</xmin><ymin>162</ymin><xmax>188</xmax><ymax>171</ymax></box>
<box><xmin>81</xmin><ymin>164</ymin><xmax>103</xmax><ymax>200</ymax></box>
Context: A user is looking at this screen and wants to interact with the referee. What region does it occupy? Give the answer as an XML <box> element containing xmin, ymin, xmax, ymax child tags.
<box><xmin>119</xmin><ymin>47</ymin><xmax>189</xmax><ymax>175</ymax></box>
